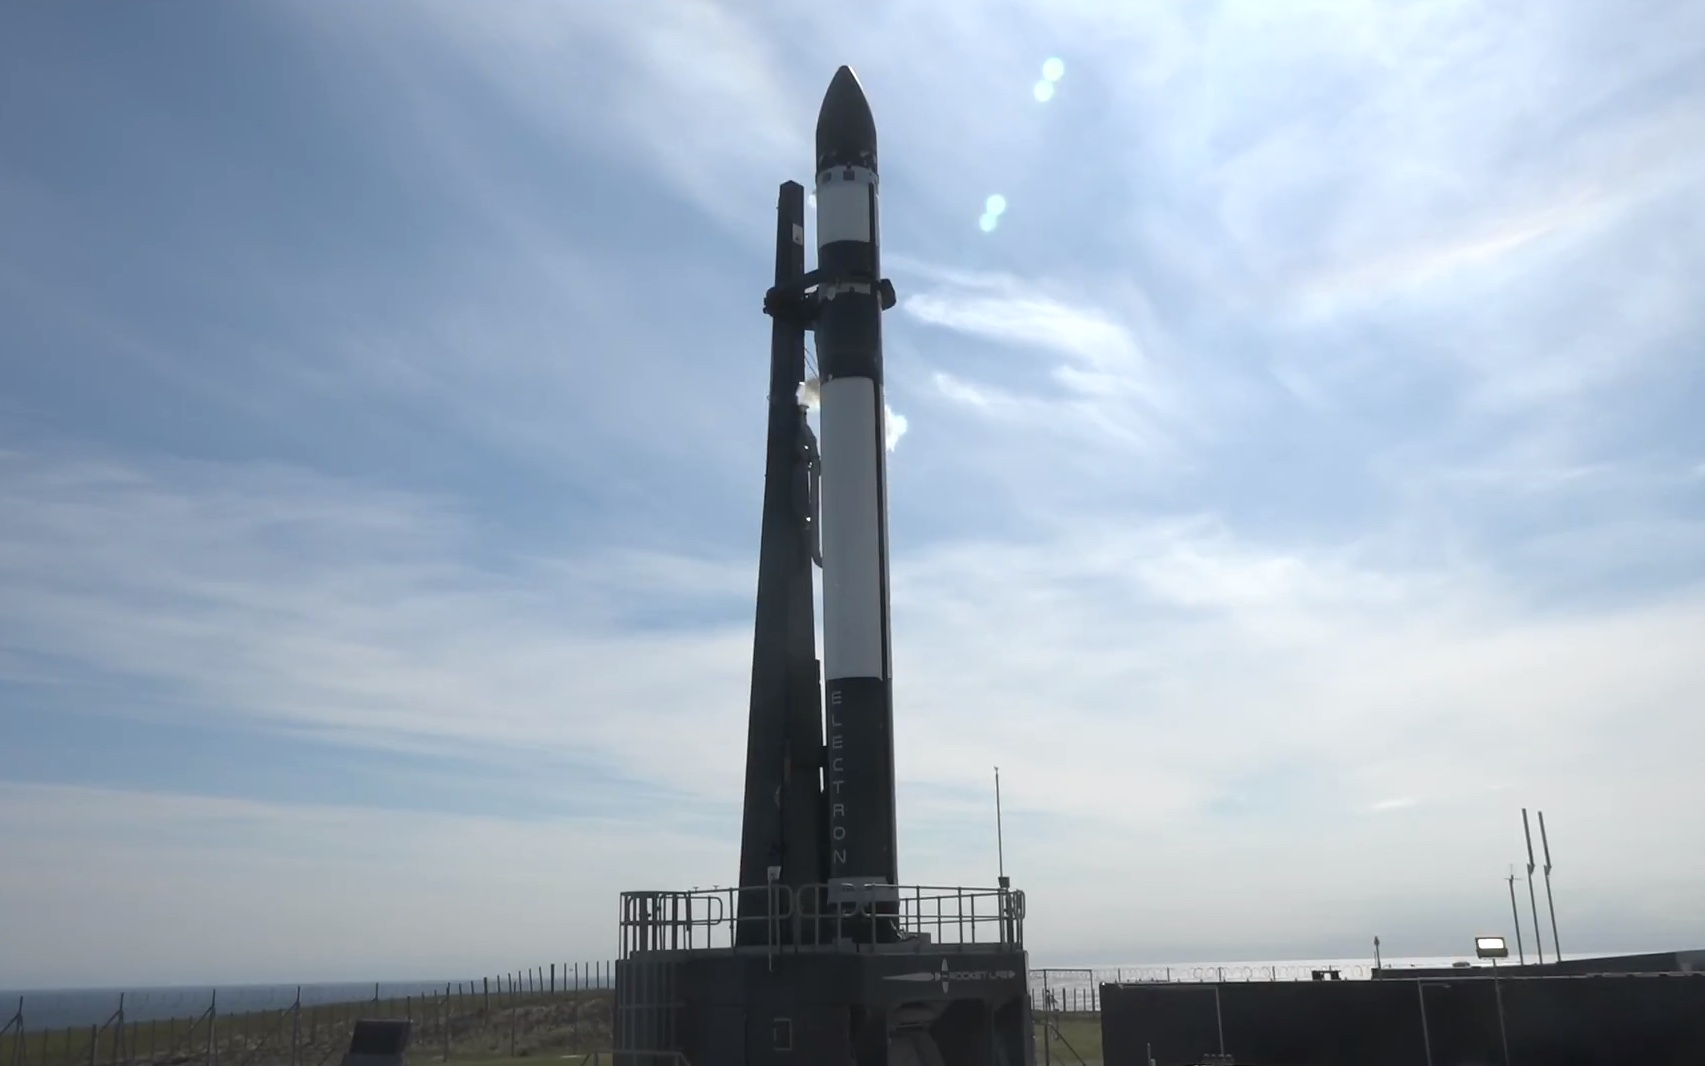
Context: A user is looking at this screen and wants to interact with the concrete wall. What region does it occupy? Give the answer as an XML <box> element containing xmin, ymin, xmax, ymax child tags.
<box><xmin>1100</xmin><ymin>973</ymin><xmax>1705</xmax><ymax>1066</ymax></box>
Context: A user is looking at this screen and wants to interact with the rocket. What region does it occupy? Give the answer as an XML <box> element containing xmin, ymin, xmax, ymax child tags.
<box><xmin>735</xmin><ymin>66</ymin><xmax>899</xmax><ymax>941</ymax></box>
<box><xmin>813</xmin><ymin>66</ymin><xmax>900</xmax><ymax>907</ymax></box>
<box><xmin>633</xmin><ymin>70</ymin><xmax>1036</xmax><ymax>1066</ymax></box>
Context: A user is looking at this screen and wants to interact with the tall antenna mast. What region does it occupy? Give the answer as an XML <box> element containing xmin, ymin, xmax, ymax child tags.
<box><xmin>995</xmin><ymin>766</ymin><xmax>1007</xmax><ymax>886</ymax></box>
<box><xmin>1506</xmin><ymin>865</ymin><xmax>1526</xmax><ymax>965</ymax></box>
<box><xmin>1539</xmin><ymin>810</ymin><xmax>1561</xmax><ymax>961</ymax></box>
<box><xmin>1522</xmin><ymin>808</ymin><xmax>1546</xmax><ymax>965</ymax></box>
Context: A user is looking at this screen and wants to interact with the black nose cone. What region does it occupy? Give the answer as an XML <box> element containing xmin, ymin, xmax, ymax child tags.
<box><xmin>815</xmin><ymin>65</ymin><xmax>877</xmax><ymax>172</ymax></box>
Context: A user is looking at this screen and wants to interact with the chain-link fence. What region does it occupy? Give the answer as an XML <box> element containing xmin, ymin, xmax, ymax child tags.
<box><xmin>3</xmin><ymin>959</ymin><xmax>1394</xmax><ymax>1066</ymax></box>
<box><xmin>1</xmin><ymin>966</ymin><xmax>616</xmax><ymax>1066</ymax></box>
<box><xmin>1028</xmin><ymin>963</ymin><xmax>1376</xmax><ymax>1015</ymax></box>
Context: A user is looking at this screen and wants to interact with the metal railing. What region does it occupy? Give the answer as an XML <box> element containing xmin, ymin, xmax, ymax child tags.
<box><xmin>617</xmin><ymin>883</ymin><xmax>1024</xmax><ymax>958</ymax></box>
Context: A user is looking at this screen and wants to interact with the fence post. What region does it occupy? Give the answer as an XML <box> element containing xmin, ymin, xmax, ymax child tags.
<box><xmin>440</xmin><ymin>995</ymin><xmax>448</xmax><ymax>1063</ymax></box>
<box><xmin>1040</xmin><ymin>973</ymin><xmax>1051</xmax><ymax>1066</ymax></box>
<box><xmin>483</xmin><ymin>978</ymin><xmax>489</xmax><ymax>1016</ymax></box>
<box><xmin>550</xmin><ymin>965</ymin><xmax>555</xmax><ymax>995</ymax></box>
<box><xmin>1214</xmin><ymin>986</ymin><xmax>1227</xmax><ymax>1060</ymax></box>
<box><xmin>10</xmin><ymin>997</ymin><xmax>23</xmax><ymax>1066</ymax></box>
<box><xmin>1416</xmin><ymin>980</ymin><xmax>1435</xmax><ymax>1066</ymax></box>
<box><xmin>207</xmin><ymin>991</ymin><xmax>216</xmax><ymax>1066</ymax></box>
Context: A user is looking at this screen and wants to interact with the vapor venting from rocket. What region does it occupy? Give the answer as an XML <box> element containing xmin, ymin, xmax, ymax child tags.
<box><xmin>885</xmin><ymin>407</ymin><xmax>908</xmax><ymax>451</ymax></box>
<box><xmin>804</xmin><ymin>376</ymin><xmax>906</xmax><ymax>452</ymax></box>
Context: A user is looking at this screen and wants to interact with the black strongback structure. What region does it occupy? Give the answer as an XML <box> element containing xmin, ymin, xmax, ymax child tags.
<box><xmin>612</xmin><ymin>68</ymin><xmax>1034</xmax><ymax>1066</ymax></box>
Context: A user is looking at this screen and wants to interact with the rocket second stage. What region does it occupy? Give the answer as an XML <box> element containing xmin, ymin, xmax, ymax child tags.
<box><xmin>814</xmin><ymin>66</ymin><xmax>900</xmax><ymax>905</ymax></box>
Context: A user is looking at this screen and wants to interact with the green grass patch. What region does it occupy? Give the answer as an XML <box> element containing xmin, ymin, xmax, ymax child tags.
<box><xmin>1036</xmin><ymin>1012</ymin><xmax>1104</xmax><ymax>1066</ymax></box>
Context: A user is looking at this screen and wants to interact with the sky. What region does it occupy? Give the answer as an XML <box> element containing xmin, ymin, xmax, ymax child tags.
<box><xmin>2</xmin><ymin>0</ymin><xmax>1704</xmax><ymax>989</ymax></box>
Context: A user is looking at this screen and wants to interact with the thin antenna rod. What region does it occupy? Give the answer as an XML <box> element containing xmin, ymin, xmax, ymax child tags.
<box><xmin>1522</xmin><ymin>808</ymin><xmax>1546</xmax><ymax>965</ymax></box>
<box><xmin>995</xmin><ymin>766</ymin><xmax>1007</xmax><ymax>882</ymax></box>
<box><xmin>1506</xmin><ymin>866</ymin><xmax>1526</xmax><ymax>965</ymax></box>
<box><xmin>1539</xmin><ymin>810</ymin><xmax>1561</xmax><ymax>961</ymax></box>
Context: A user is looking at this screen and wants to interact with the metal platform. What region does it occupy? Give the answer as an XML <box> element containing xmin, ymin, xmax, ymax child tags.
<box><xmin>615</xmin><ymin>884</ymin><xmax>1033</xmax><ymax>1066</ymax></box>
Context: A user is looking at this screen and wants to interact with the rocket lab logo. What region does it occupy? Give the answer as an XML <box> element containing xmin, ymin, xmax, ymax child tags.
<box><xmin>884</xmin><ymin>963</ymin><xmax>1019</xmax><ymax>995</ymax></box>
<box><xmin>885</xmin><ymin>960</ymin><xmax>952</xmax><ymax>994</ymax></box>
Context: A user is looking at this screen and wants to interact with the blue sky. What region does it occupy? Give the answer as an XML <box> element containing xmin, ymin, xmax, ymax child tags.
<box><xmin>3</xmin><ymin>0</ymin><xmax>1704</xmax><ymax>987</ymax></box>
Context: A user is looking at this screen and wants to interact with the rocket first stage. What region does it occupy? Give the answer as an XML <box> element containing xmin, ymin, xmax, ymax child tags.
<box><xmin>814</xmin><ymin>65</ymin><xmax>900</xmax><ymax>907</ymax></box>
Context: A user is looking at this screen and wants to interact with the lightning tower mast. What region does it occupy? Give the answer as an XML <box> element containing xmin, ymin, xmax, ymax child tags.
<box><xmin>1523</xmin><ymin>808</ymin><xmax>1546</xmax><ymax>965</ymax></box>
<box><xmin>1506</xmin><ymin>866</ymin><xmax>1526</xmax><ymax>966</ymax></box>
<box><xmin>1539</xmin><ymin>810</ymin><xmax>1561</xmax><ymax>961</ymax></box>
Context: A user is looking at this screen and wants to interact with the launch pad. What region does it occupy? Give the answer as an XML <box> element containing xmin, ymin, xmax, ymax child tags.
<box><xmin>615</xmin><ymin>885</ymin><xmax>1031</xmax><ymax>1065</ymax></box>
<box><xmin>611</xmin><ymin>66</ymin><xmax>1034</xmax><ymax>1065</ymax></box>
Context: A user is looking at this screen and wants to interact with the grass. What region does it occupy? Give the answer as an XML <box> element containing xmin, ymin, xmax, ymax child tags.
<box><xmin>7</xmin><ymin>996</ymin><xmax>1106</xmax><ymax>1066</ymax></box>
<box><xmin>1</xmin><ymin>993</ymin><xmax>611</xmax><ymax>1066</ymax></box>
<box><xmin>1037</xmin><ymin>1012</ymin><xmax>1104</xmax><ymax>1066</ymax></box>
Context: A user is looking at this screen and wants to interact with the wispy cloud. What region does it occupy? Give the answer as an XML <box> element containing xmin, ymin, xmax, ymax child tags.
<box><xmin>897</xmin><ymin>264</ymin><xmax>1192</xmax><ymax>457</ymax></box>
<box><xmin>0</xmin><ymin>453</ymin><xmax>755</xmax><ymax>804</ymax></box>
<box><xmin>349</xmin><ymin>0</ymin><xmax>811</xmax><ymax>240</ymax></box>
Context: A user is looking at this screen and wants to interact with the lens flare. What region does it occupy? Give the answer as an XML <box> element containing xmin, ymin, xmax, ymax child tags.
<box><xmin>1033</xmin><ymin>80</ymin><xmax>1055</xmax><ymax>103</ymax></box>
<box><xmin>978</xmin><ymin>213</ymin><xmax>999</xmax><ymax>233</ymax></box>
<box><xmin>1042</xmin><ymin>57</ymin><xmax>1065</xmax><ymax>82</ymax></box>
<box><xmin>985</xmin><ymin>194</ymin><xmax>1007</xmax><ymax>217</ymax></box>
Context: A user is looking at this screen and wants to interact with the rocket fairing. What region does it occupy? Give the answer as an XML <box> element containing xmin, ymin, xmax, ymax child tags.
<box><xmin>813</xmin><ymin>66</ymin><xmax>900</xmax><ymax>905</ymax></box>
